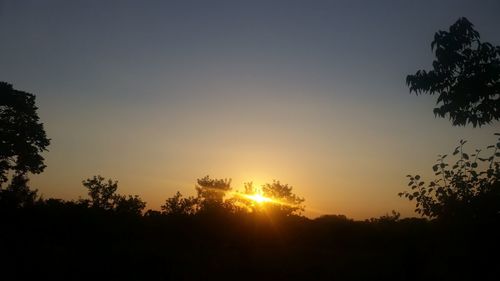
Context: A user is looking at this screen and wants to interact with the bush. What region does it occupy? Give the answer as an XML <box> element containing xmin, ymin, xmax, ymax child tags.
<box><xmin>400</xmin><ymin>134</ymin><xmax>500</xmax><ymax>222</ymax></box>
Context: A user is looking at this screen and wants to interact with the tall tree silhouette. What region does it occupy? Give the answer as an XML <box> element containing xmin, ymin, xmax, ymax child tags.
<box><xmin>407</xmin><ymin>17</ymin><xmax>500</xmax><ymax>127</ymax></box>
<box><xmin>0</xmin><ymin>82</ymin><xmax>50</xmax><ymax>206</ymax></box>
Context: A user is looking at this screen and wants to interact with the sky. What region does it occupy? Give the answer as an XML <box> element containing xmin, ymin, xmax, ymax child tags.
<box><xmin>1</xmin><ymin>0</ymin><xmax>499</xmax><ymax>219</ymax></box>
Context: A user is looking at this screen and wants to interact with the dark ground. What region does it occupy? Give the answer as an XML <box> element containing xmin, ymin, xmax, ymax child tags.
<box><xmin>1</xmin><ymin>204</ymin><xmax>499</xmax><ymax>281</ymax></box>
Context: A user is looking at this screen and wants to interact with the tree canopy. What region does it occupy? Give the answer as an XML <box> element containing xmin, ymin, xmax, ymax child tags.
<box><xmin>81</xmin><ymin>175</ymin><xmax>146</xmax><ymax>215</ymax></box>
<box><xmin>406</xmin><ymin>17</ymin><xmax>500</xmax><ymax>127</ymax></box>
<box><xmin>0</xmin><ymin>82</ymin><xmax>50</xmax><ymax>185</ymax></box>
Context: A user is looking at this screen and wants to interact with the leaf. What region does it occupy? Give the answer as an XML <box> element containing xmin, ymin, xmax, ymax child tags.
<box><xmin>462</xmin><ymin>153</ymin><xmax>469</xmax><ymax>160</ymax></box>
<box><xmin>471</xmin><ymin>162</ymin><xmax>478</xmax><ymax>168</ymax></box>
<box><xmin>415</xmin><ymin>175</ymin><xmax>421</xmax><ymax>180</ymax></box>
<box><xmin>433</xmin><ymin>164</ymin><xmax>439</xmax><ymax>172</ymax></box>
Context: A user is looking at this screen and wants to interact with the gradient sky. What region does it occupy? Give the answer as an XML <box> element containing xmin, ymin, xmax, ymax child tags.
<box><xmin>1</xmin><ymin>0</ymin><xmax>499</xmax><ymax>219</ymax></box>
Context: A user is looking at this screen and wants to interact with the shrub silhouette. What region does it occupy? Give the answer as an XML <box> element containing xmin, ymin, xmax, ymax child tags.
<box><xmin>400</xmin><ymin>135</ymin><xmax>500</xmax><ymax>222</ymax></box>
<box><xmin>407</xmin><ymin>17</ymin><xmax>500</xmax><ymax>127</ymax></box>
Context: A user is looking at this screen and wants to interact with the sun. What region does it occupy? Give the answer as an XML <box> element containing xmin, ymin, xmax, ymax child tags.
<box><xmin>246</xmin><ymin>193</ymin><xmax>272</xmax><ymax>204</ymax></box>
<box><xmin>250</xmin><ymin>193</ymin><xmax>266</xmax><ymax>203</ymax></box>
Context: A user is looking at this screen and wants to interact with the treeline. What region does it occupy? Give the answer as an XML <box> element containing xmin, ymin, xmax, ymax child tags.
<box><xmin>1</xmin><ymin>174</ymin><xmax>305</xmax><ymax>218</ymax></box>
<box><xmin>2</xmin><ymin>190</ymin><xmax>499</xmax><ymax>281</ymax></box>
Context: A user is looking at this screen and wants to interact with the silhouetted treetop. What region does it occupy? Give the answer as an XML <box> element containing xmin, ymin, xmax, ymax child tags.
<box><xmin>82</xmin><ymin>175</ymin><xmax>118</xmax><ymax>210</ymax></box>
<box><xmin>195</xmin><ymin>175</ymin><xmax>232</xmax><ymax>211</ymax></box>
<box><xmin>407</xmin><ymin>17</ymin><xmax>500</xmax><ymax>127</ymax></box>
<box><xmin>161</xmin><ymin>191</ymin><xmax>198</xmax><ymax>215</ymax></box>
<box><xmin>262</xmin><ymin>180</ymin><xmax>305</xmax><ymax>216</ymax></box>
<box><xmin>114</xmin><ymin>195</ymin><xmax>147</xmax><ymax>216</ymax></box>
<box><xmin>81</xmin><ymin>175</ymin><xmax>146</xmax><ymax>214</ymax></box>
<box><xmin>0</xmin><ymin>82</ymin><xmax>50</xmax><ymax>185</ymax></box>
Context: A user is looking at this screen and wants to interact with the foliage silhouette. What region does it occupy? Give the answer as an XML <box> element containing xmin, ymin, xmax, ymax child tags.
<box><xmin>0</xmin><ymin>174</ymin><xmax>37</xmax><ymax>209</ymax></box>
<box><xmin>407</xmin><ymin>17</ymin><xmax>500</xmax><ymax>127</ymax></box>
<box><xmin>400</xmin><ymin>135</ymin><xmax>500</xmax><ymax>222</ymax></box>
<box><xmin>114</xmin><ymin>195</ymin><xmax>147</xmax><ymax>216</ymax></box>
<box><xmin>82</xmin><ymin>175</ymin><xmax>119</xmax><ymax>210</ymax></box>
<box><xmin>163</xmin><ymin>177</ymin><xmax>306</xmax><ymax>217</ymax></box>
<box><xmin>161</xmin><ymin>191</ymin><xmax>198</xmax><ymax>215</ymax></box>
<box><xmin>261</xmin><ymin>180</ymin><xmax>305</xmax><ymax>216</ymax></box>
<box><xmin>231</xmin><ymin>181</ymin><xmax>264</xmax><ymax>213</ymax></box>
<box><xmin>2</xmin><ymin>173</ymin><xmax>499</xmax><ymax>280</ymax></box>
<box><xmin>0</xmin><ymin>82</ymin><xmax>50</xmax><ymax>207</ymax></box>
<box><xmin>195</xmin><ymin>175</ymin><xmax>232</xmax><ymax>212</ymax></box>
<box><xmin>81</xmin><ymin>175</ymin><xmax>146</xmax><ymax>214</ymax></box>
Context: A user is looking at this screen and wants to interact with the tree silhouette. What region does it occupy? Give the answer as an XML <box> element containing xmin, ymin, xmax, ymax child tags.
<box><xmin>82</xmin><ymin>175</ymin><xmax>119</xmax><ymax>210</ymax></box>
<box><xmin>0</xmin><ymin>174</ymin><xmax>37</xmax><ymax>208</ymax></box>
<box><xmin>407</xmin><ymin>17</ymin><xmax>500</xmax><ymax>127</ymax></box>
<box><xmin>114</xmin><ymin>195</ymin><xmax>146</xmax><ymax>215</ymax></box>
<box><xmin>261</xmin><ymin>180</ymin><xmax>305</xmax><ymax>216</ymax></box>
<box><xmin>161</xmin><ymin>191</ymin><xmax>198</xmax><ymax>215</ymax></box>
<box><xmin>232</xmin><ymin>182</ymin><xmax>263</xmax><ymax>213</ymax></box>
<box><xmin>81</xmin><ymin>175</ymin><xmax>146</xmax><ymax>214</ymax></box>
<box><xmin>0</xmin><ymin>82</ymin><xmax>50</xmax><ymax>205</ymax></box>
<box><xmin>195</xmin><ymin>175</ymin><xmax>232</xmax><ymax>212</ymax></box>
<box><xmin>400</xmin><ymin>135</ymin><xmax>500</xmax><ymax>221</ymax></box>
